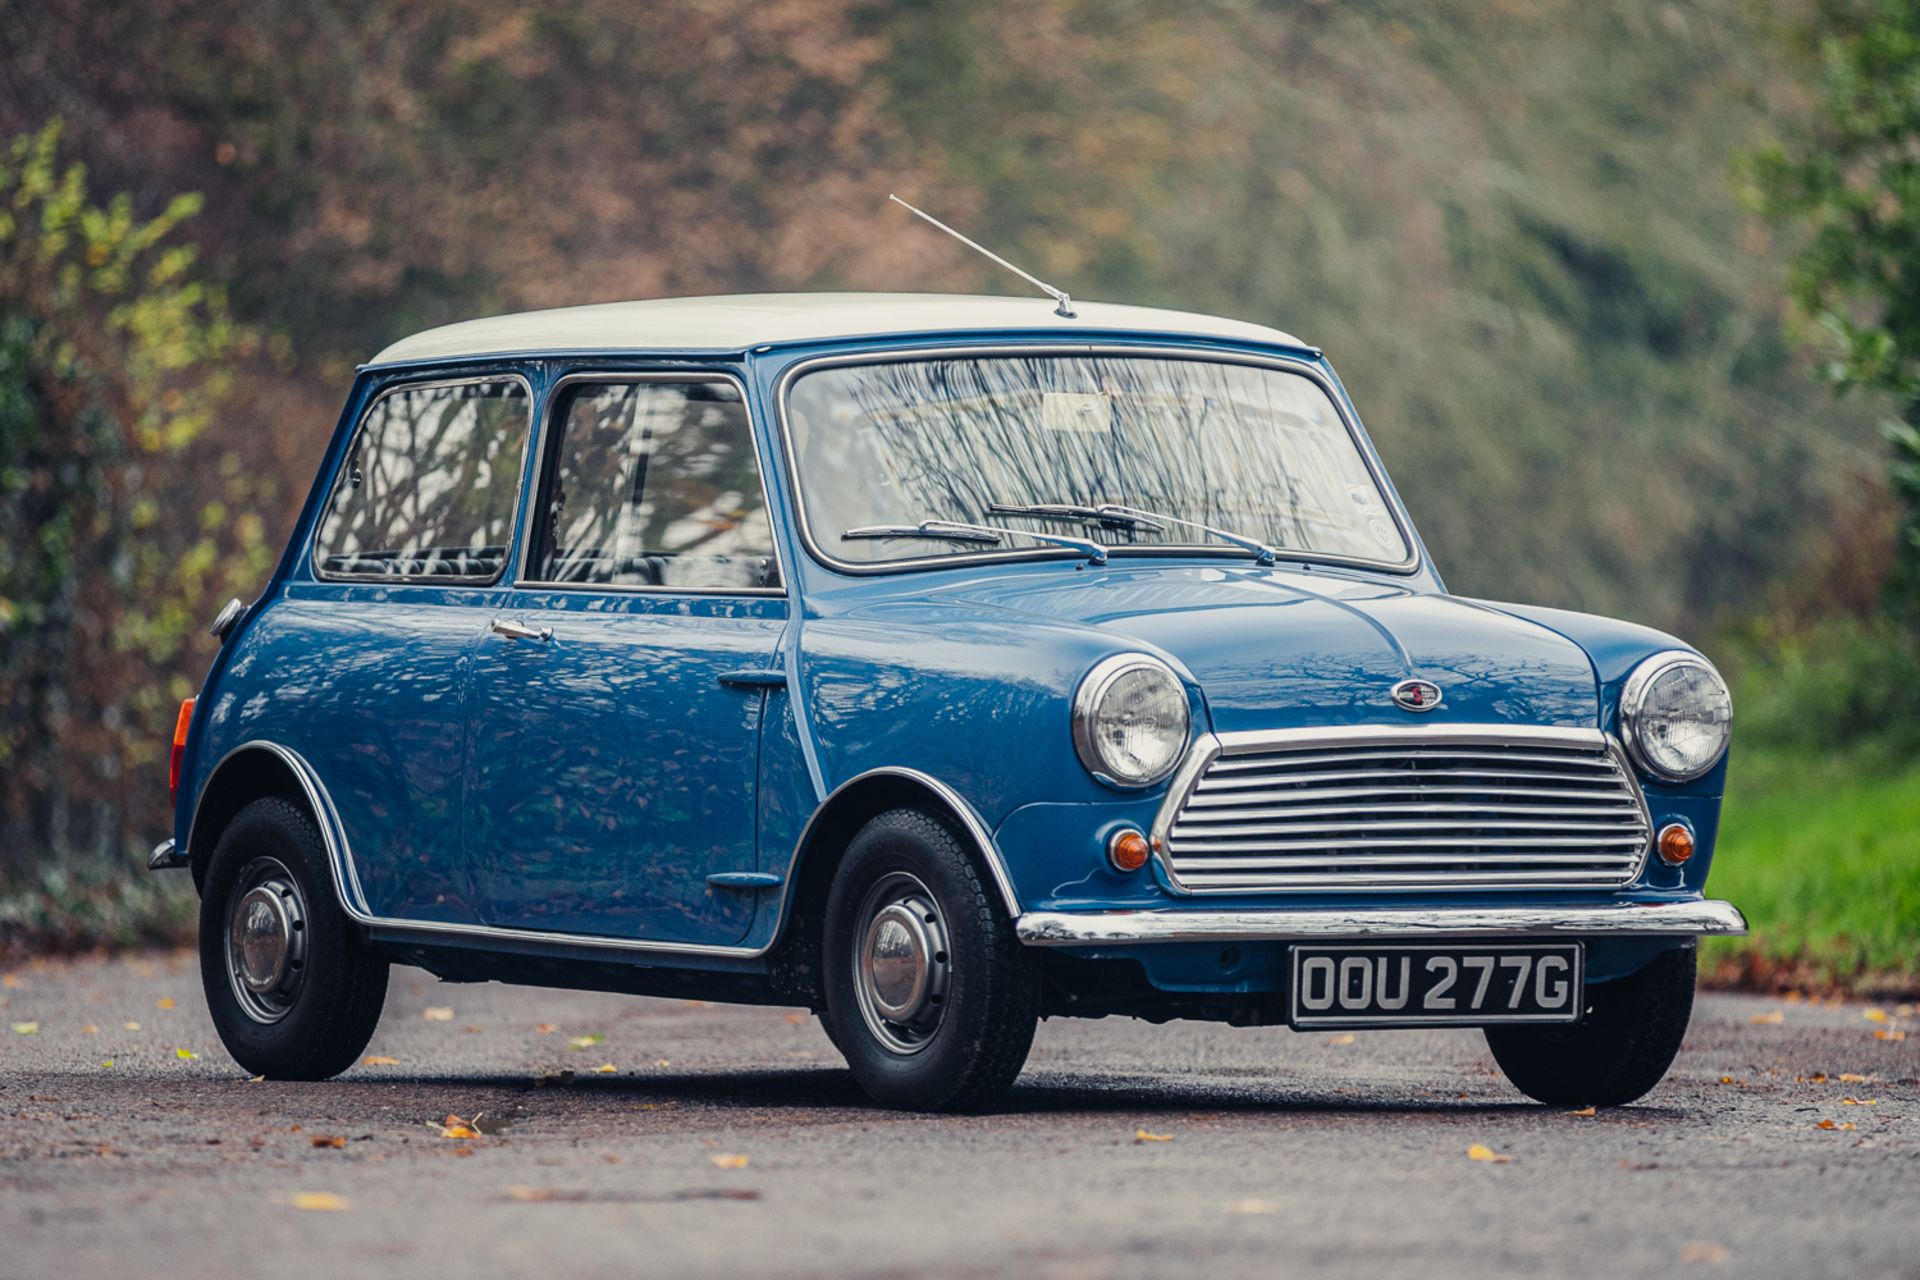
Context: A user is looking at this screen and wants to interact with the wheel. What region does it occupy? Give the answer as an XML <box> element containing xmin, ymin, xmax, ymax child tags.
<box><xmin>821</xmin><ymin>807</ymin><xmax>1038</xmax><ymax>1112</ymax></box>
<box><xmin>1485</xmin><ymin>944</ymin><xmax>1696</xmax><ymax>1108</ymax></box>
<box><xmin>198</xmin><ymin>797</ymin><xmax>389</xmax><ymax>1079</ymax></box>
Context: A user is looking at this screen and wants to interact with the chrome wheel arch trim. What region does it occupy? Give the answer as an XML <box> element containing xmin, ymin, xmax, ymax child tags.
<box><xmin>189</xmin><ymin>744</ymin><xmax>1020</xmax><ymax>960</ymax></box>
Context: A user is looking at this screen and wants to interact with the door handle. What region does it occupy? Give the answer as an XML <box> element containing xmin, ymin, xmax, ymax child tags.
<box><xmin>490</xmin><ymin>617</ymin><xmax>552</xmax><ymax>643</ymax></box>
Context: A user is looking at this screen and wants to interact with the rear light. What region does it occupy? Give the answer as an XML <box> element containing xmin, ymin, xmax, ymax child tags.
<box><xmin>169</xmin><ymin>698</ymin><xmax>195</xmax><ymax>802</ymax></box>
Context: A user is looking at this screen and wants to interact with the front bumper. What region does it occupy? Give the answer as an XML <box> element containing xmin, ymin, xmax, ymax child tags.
<box><xmin>1015</xmin><ymin>899</ymin><xmax>1747</xmax><ymax>946</ymax></box>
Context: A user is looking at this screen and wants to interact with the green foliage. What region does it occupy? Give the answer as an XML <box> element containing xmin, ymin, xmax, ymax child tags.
<box><xmin>0</xmin><ymin>120</ymin><xmax>262</xmax><ymax>897</ymax></box>
<box><xmin>1748</xmin><ymin>0</ymin><xmax>1920</xmax><ymax>615</ymax></box>
<box><xmin>1706</xmin><ymin>748</ymin><xmax>1920</xmax><ymax>988</ymax></box>
<box><xmin>1725</xmin><ymin>614</ymin><xmax>1920</xmax><ymax>762</ymax></box>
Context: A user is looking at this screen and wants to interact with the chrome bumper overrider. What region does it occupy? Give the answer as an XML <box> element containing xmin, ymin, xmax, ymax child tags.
<box><xmin>147</xmin><ymin>838</ymin><xmax>189</xmax><ymax>871</ymax></box>
<box><xmin>1014</xmin><ymin>900</ymin><xmax>1748</xmax><ymax>946</ymax></box>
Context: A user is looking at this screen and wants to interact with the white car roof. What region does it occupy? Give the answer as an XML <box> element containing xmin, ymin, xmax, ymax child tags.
<box><xmin>366</xmin><ymin>293</ymin><xmax>1309</xmax><ymax>366</ymax></box>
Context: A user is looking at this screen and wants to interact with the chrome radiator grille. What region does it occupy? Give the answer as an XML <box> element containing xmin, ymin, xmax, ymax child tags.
<box><xmin>1155</xmin><ymin>727</ymin><xmax>1651</xmax><ymax>894</ymax></box>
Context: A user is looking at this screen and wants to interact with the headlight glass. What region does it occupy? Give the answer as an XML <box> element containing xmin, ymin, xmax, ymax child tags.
<box><xmin>1073</xmin><ymin>656</ymin><xmax>1190</xmax><ymax>787</ymax></box>
<box><xmin>1621</xmin><ymin>653</ymin><xmax>1732</xmax><ymax>782</ymax></box>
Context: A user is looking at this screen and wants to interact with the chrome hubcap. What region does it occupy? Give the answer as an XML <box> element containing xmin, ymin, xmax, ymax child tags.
<box><xmin>225</xmin><ymin>857</ymin><xmax>307</xmax><ymax>1024</ymax></box>
<box><xmin>852</xmin><ymin>872</ymin><xmax>950</xmax><ymax>1056</ymax></box>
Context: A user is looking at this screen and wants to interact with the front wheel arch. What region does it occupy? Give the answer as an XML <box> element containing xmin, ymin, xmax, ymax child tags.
<box><xmin>768</xmin><ymin>770</ymin><xmax>1018</xmax><ymax>1008</ymax></box>
<box><xmin>184</xmin><ymin>744</ymin><xmax>316</xmax><ymax>893</ymax></box>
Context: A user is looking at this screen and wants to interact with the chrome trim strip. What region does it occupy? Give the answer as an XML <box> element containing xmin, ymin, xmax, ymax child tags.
<box><xmin>771</xmin><ymin>343</ymin><xmax>1423</xmax><ymax>579</ymax></box>
<box><xmin>190</xmin><ymin>744</ymin><xmax>1020</xmax><ymax>958</ymax></box>
<box><xmin>513</xmin><ymin>369</ymin><xmax>790</xmax><ymax>599</ymax></box>
<box><xmin>1148</xmin><ymin>725</ymin><xmax>1654</xmax><ymax>895</ymax></box>
<box><xmin>1015</xmin><ymin>900</ymin><xmax>1749</xmax><ymax>946</ymax></box>
<box><xmin>310</xmin><ymin>373</ymin><xmax>537</xmax><ymax>586</ymax></box>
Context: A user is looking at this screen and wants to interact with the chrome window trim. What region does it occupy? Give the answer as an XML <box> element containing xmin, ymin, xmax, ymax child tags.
<box><xmin>1618</xmin><ymin>650</ymin><xmax>1732</xmax><ymax>783</ymax></box>
<box><xmin>310</xmin><ymin>373</ymin><xmax>536</xmax><ymax>586</ymax></box>
<box><xmin>191</xmin><ymin>743</ymin><xmax>1018</xmax><ymax>959</ymax></box>
<box><xmin>1071</xmin><ymin>652</ymin><xmax>1191</xmax><ymax>788</ymax></box>
<box><xmin>1147</xmin><ymin>724</ymin><xmax>1654</xmax><ymax>896</ymax></box>
<box><xmin>513</xmin><ymin>369</ymin><xmax>790</xmax><ymax>600</ymax></box>
<box><xmin>771</xmin><ymin>343</ymin><xmax>1423</xmax><ymax>578</ymax></box>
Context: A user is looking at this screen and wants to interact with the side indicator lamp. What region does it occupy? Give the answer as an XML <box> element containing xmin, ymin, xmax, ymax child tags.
<box><xmin>1656</xmin><ymin>823</ymin><xmax>1695</xmax><ymax>866</ymax></box>
<box><xmin>169</xmin><ymin>698</ymin><xmax>196</xmax><ymax>802</ymax></box>
<box><xmin>1108</xmin><ymin>828</ymin><xmax>1151</xmax><ymax>873</ymax></box>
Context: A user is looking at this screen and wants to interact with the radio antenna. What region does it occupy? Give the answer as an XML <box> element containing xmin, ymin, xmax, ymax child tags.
<box><xmin>888</xmin><ymin>194</ymin><xmax>1076</xmax><ymax>319</ymax></box>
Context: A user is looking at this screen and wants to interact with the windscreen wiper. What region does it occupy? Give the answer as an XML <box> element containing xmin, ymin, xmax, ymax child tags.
<box><xmin>842</xmin><ymin>519</ymin><xmax>1109</xmax><ymax>565</ymax></box>
<box><xmin>985</xmin><ymin>501</ymin><xmax>1279</xmax><ymax>565</ymax></box>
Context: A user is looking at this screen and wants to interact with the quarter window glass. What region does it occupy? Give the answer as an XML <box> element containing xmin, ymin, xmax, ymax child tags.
<box><xmin>316</xmin><ymin>379</ymin><xmax>530</xmax><ymax>580</ymax></box>
<box><xmin>532</xmin><ymin>380</ymin><xmax>778</xmax><ymax>591</ymax></box>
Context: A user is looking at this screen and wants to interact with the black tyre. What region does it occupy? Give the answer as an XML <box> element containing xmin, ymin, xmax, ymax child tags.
<box><xmin>198</xmin><ymin>797</ymin><xmax>389</xmax><ymax>1079</ymax></box>
<box><xmin>1485</xmin><ymin>944</ymin><xmax>1696</xmax><ymax>1108</ymax></box>
<box><xmin>821</xmin><ymin>807</ymin><xmax>1039</xmax><ymax>1112</ymax></box>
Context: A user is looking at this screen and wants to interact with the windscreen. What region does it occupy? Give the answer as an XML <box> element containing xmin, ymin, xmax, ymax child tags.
<box><xmin>785</xmin><ymin>354</ymin><xmax>1409</xmax><ymax>567</ymax></box>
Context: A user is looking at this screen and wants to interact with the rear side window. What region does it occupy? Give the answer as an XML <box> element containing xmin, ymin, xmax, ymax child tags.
<box><xmin>529</xmin><ymin>378</ymin><xmax>779</xmax><ymax>591</ymax></box>
<box><xmin>315</xmin><ymin>378</ymin><xmax>531</xmax><ymax>580</ymax></box>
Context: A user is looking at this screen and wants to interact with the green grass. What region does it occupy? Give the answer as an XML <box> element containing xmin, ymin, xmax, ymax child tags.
<box><xmin>1703</xmin><ymin>746</ymin><xmax>1920</xmax><ymax>992</ymax></box>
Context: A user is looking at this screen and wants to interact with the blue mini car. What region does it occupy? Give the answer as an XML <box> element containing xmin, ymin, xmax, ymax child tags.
<box><xmin>156</xmin><ymin>293</ymin><xmax>1744</xmax><ymax>1111</ymax></box>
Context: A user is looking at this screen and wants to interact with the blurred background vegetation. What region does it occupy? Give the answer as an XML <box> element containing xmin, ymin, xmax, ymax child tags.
<box><xmin>0</xmin><ymin>0</ymin><xmax>1912</xmax><ymax>986</ymax></box>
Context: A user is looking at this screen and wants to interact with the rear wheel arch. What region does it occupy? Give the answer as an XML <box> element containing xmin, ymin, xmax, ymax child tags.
<box><xmin>769</xmin><ymin>770</ymin><xmax>1019</xmax><ymax>1006</ymax></box>
<box><xmin>185</xmin><ymin>743</ymin><xmax>331</xmax><ymax>896</ymax></box>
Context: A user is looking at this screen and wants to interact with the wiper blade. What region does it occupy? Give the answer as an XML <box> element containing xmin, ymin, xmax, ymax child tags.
<box><xmin>842</xmin><ymin>519</ymin><xmax>1109</xmax><ymax>565</ymax></box>
<box><xmin>987</xmin><ymin>500</ymin><xmax>1280</xmax><ymax>565</ymax></box>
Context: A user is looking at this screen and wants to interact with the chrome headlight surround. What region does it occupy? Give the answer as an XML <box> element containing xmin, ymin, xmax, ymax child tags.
<box><xmin>1071</xmin><ymin>654</ymin><xmax>1192</xmax><ymax>788</ymax></box>
<box><xmin>1619</xmin><ymin>651</ymin><xmax>1732</xmax><ymax>783</ymax></box>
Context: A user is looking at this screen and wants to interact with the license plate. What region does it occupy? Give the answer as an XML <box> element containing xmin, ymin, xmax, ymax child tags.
<box><xmin>1288</xmin><ymin>943</ymin><xmax>1584</xmax><ymax>1028</ymax></box>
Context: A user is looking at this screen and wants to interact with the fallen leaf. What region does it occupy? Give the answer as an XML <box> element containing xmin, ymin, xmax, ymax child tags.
<box><xmin>423</xmin><ymin>1007</ymin><xmax>454</xmax><ymax>1022</ymax></box>
<box><xmin>1863</xmin><ymin>1008</ymin><xmax>1889</xmax><ymax>1024</ymax></box>
<box><xmin>506</xmin><ymin>1186</ymin><xmax>590</xmax><ymax>1202</ymax></box>
<box><xmin>1798</xmin><ymin>1072</ymin><xmax>1829</xmax><ymax>1084</ymax></box>
<box><xmin>1839</xmin><ymin>1073</ymin><xmax>1877</xmax><ymax>1084</ymax></box>
<box><xmin>1813</xmin><ymin>1119</ymin><xmax>1856</xmax><ymax>1131</ymax></box>
<box><xmin>1569</xmin><ymin>1106</ymin><xmax>1598</xmax><ymax>1117</ymax></box>
<box><xmin>290</xmin><ymin>1192</ymin><xmax>348</xmax><ymax>1212</ymax></box>
<box><xmin>1749</xmin><ymin>1011</ymin><xmax>1784</xmax><ymax>1025</ymax></box>
<box><xmin>654</xmin><ymin>1058</ymin><xmax>671</xmax><ymax>1068</ymax></box>
<box><xmin>591</xmin><ymin>1063</ymin><xmax>617</xmax><ymax>1074</ymax></box>
<box><xmin>248</xmin><ymin>1075</ymin><xmax>266</xmax><ymax>1084</ymax></box>
<box><xmin>450</xmin><ymin>1145</ymin><xmax>475</xmax><ymax>1158</ymax></box>
<box><xmin>1840</xmin><ymin>1098</ymin><xmax>1878</xmax><ymax>1106</ymax></box>
<box><xmin>123</xmin><ymin>1021</ymin><xmax>140</xmax><ymax>1031</ymax></box>
<box><xmin>82</xmin><ymin>1024</ymin><xmax>99</xmax><ymax>1034</ymax></box>
<box><xmin>1717</xmin><ymin>1076</ymin><xmax>1742</xmax><ymax>1085</ymax></box>
<box><xmin>1134</xmin><ymin>1129</ymin><xmax>1174</xmax><ymax>1143</ymax></box>
<box><xmin>10</xmin><ymin>1022</ymin><xmax>37</xmax><ymax>1035</ymax></box>
<box><xmin>1227</xmin><ymin>1199</ymin><xmax>1279</xmax><ymax>1215</ymax></box>
<box><xmin>709</xmin><ymin>1153</ymin><xmax>750</xmax><ymax>1169</ymax></box>
<box><xmin>1874</xmin><ymin>1029</ymin><xmax>1907</xmax><ymax>1041</ymax></box>
<box><xmin>100</xmin><ymin>1060</ymin><xmax>114</xmax><ymax>1068</ymax></box>
<box><xmin>174</xmin><ymin>1047</ymin><xmax>198</xmax><ymax>1060</ymax></box>
<box><xmin>1466</xmin><ymin>1143</ymin><xmax>1511</xmax><ymax>1163</ymax></box>
<box><xmin>0</xmin><ymin>974</ymin><xmax>20</xmax><ymax>988</ymax></box>
<box><xmin>157</xmin><ymin>997</ymin><xmax>176</xmax><ymax>1010</ymax></box>
<box><xmin>784</xmin><ymin>1012</ymin><xmax>807</xmax><ymax>1024</ymax></box>
<box><xmin>361</xmin><ymin>1055</ymin><xmax>400</xmax><ymax>1066</ymax></box>
<box><xmin>310</xmin><ymin>1136</ymin><xmax>347</xmax><ymax>1149</ymax></box>
<box><xmin>464</xmin><ymin>1026</ymin><xmax>483</xmax><ymax>1034</ymax></box>
<box><xmin>1326</xmin><ymin>1033</ymin><xmax>1356</xmax><ymax>1046</ymax></box>
<box><xmin>535</xmin><ymin>1023</ymin><xmax>558</xmax><ymax>1034</ymax></box>
<box><xmin>439</xmin><ymin>1114</ymin><xmax>480</xmax><ymax>1140</ymax></box>
<box><xmin>1678</xmin><ymin>1241</ymin><xmax>1730</xmax><ymax>1265</ymax></box>
<box><xmin>568</xmin><ymin>1033</ymin><xmax>604</xmax><ymax>1050</ymax></box>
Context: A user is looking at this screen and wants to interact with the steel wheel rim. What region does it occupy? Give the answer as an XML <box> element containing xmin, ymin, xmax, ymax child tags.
<box><xmin>851</xmin><ymin>871</ymin><xmax>950</xmax><ymax>1056</ymax></box>
<box><xmin>225</xmin><ymin>856</ymin><xmax>308</xmax><ymax>1025</ymax></box>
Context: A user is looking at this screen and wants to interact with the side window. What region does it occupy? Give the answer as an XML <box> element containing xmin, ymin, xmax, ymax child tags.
<box><xmin>530</xmin><ymin>379</ymin><xmax>779</xmax><ymax>591</ymax></box>
<box><xmin>315</xmin><ymin>378</ymin><xmax>530</xmax><ymax>580</ymax></box>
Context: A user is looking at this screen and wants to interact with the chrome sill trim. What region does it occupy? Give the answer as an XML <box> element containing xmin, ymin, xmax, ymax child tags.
<box><xmin>1014</xmin><ymin>900</ymin><xmax>1749</xmax><ymax>946</ymax></box>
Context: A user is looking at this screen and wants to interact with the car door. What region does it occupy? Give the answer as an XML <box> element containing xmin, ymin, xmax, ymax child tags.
<box><xmin>293</xmin><ymin>372</ymin><xmax>534</xmax><ymax>927</ymax></box>
<box><xmin>463</xmin><ymin>372</ymin><xmax>787</xmax><ymax>945</ymax></box>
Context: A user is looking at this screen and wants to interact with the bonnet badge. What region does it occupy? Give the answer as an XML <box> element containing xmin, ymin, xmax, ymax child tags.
<box><xmin>1390</xmin><ymin>678</ymin><xmax>1443</xmax><ymax>712</ymax></box>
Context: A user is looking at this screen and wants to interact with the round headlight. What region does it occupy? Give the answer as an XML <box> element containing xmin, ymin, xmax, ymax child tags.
<box><xmin>1072</xmin><ymin>655</ymin><xmax>1191</xmax><ymax>787</ymax></box>
<box><xmin>1620</xmin><ymin>652</ymin><xmax>1732</xmax><ymax>783</ymax></box>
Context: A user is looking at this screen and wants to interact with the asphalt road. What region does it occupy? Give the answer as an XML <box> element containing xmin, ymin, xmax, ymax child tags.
<box><xmin>2</xmin><ymin>953</ymin><xmax>1915</xmax><ymax>1280</ymax></box>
